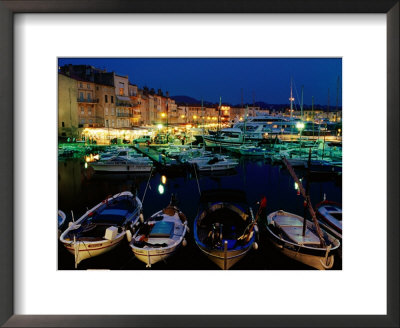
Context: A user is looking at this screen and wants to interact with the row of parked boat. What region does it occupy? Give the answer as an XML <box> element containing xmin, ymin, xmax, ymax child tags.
<box><xmin>58</xmin><ymin>188</ymin><xmax>342</xmax><ymax>270</ymax></box>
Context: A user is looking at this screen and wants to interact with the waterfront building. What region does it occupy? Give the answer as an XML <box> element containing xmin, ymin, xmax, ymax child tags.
<box><xmin>58</xmin><ymin>74</ymin><xmax>79</xmax><ymax>139</ymax></box>
<box><xmin>114</xmin><ymin>74</ymin><xmax>134</xmax><ymax>129</ymax></box>
<box><xmin>128</xmin><ymin>83</ymin><xmax>141</xmax><ymax>126</ymax></box>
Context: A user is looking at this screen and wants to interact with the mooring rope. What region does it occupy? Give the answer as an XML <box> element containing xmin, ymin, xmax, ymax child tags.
<box><xmin>141</xmin><ymin>167</ymin><xmax>153</xmax><ymax>205</ymax></box>
<box><xmin>193</xmin><ymin>163</ymin><xmax>201</xmax><ymax>195</ymax></box>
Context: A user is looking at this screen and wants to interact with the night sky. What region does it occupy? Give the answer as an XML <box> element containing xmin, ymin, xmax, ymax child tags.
<box><xmin>58</xmin><ymin>58</ymin><xmax>342</xmax><ymax>107</ymax></box>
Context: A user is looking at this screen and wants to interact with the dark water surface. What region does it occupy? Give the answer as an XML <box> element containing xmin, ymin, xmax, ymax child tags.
<box><xmin>58</xmin><ymin>156</ymin><xmax>342</xmax><ymax>270</ymax></box>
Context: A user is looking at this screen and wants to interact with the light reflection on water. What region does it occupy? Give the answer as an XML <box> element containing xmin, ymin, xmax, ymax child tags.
<box><xmin>58</xmin><ymin>156</ymin><xmax>342</xmax><ymax>270</ymax></box>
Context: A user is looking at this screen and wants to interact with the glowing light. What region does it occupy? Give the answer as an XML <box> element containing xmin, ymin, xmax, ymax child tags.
<box><xmin>161</xmin><ymin>113</ymin><xmax>166</xmax><ymax>118</ymax></box>
<box><xmin>294</xmin><ymin>182</ymin><xmax>298</xmax><ymax>190</ymax></box>
<box><xmin>186</xmin><ymin>124</ymin><xmax>192</xmax><ymax>129</ymax></box>
<box><xmin>161</xmin><ymin>175</ymin><xmax>167</xmax><ymax>184</ymax></box>
<box><xmin>181</xmin><ymin>115</ymin><xmax>185</xmax><ymax>118</ymax></box>
<box><xmin>158</xmin><ymin>184</ymin><xmax>165</xmax><ymax>194</ymax></box>
<box><xmin>157</xmin><ymin>124</ymin><xmax>163</xmax><ymax>130</ymax></box>
<box><xmin>193</xmin><ymin>115</ymin><xmax>197</xmax><ymax>119</ymax></box>
<box><xmin>84</xmin><ymin>162</ymin><xmax>88</xmax><ymax>169</ymax></box>
<box><xmin>296</xmin><ymin>122</ymin><xmax>305</xmax><ymax>130</ymax></box>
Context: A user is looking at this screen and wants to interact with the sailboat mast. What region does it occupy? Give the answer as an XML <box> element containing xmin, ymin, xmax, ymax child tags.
<box><xmin>289</xmin><ymin>77</ymin><xmax>293</xmax><ymax>120</ymax></box>
<box><xmin>300</xmin><ymin>85</ymin><xmax>304</xmax><ymax>121</ymax></box>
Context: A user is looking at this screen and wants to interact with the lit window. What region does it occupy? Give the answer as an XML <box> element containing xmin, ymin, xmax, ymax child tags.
<box><xmin>105</xmin><ymin>107</ymin><xmax>108</xmax><ymax>115</ymax></box>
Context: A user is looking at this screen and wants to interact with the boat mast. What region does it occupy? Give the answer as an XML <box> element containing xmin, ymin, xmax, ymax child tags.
<box><xmin>289</xmin><ymin>77</ymin><xmax>295</xmax><ymax>141</ymax></box>
<box><xmin>312</xmin><ymin>96</ymin><xmax>314</xmax><ymax>138</ymax></box>
<box><xmin>335</xmin><ymin>75</ymin><xmax>340</xmax><ymax>122</ymax></box>
<box><xmin>201</xmin><ymin>98</ymin><xmax>205</xmax><ymax>150</ymax></box>
<box><xmin>300</xmin><ymin>85</ymin><xmax>304</xmax><ymax>121</ymax></box>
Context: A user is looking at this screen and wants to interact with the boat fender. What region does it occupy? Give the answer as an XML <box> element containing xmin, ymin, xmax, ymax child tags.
<box><xmin>126</xmin><ymin>230</ymin><xmax>133</xmax><ymax>243</ymax></box>
<box><xmin>139</xmin><ymin>213</ymin><xmax>144</xmax><ymax>223</ymax></box>
<box><xmin>253</xmin><ymin>242</ymin><xmax>258</xmax><ymax>250</ymax></box>
<box><xmin>182</xmin><ymin>239</ymin><xmax>187</xmax><ymax>247</ymax></box>
<box><xmin>254</xmin><ymin>225</ymin><xmax>259</xmax><ymax>241</ymax></box>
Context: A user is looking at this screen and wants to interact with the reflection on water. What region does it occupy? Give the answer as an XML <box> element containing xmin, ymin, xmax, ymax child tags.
<box><xmin>58</xmin><ymin>157</ymin><xmax>342</xmax><ymax>270</ymax></box>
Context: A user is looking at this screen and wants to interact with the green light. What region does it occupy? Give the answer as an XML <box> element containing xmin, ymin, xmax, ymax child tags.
<box><xmin>84</xmin><ymin>162</ymin><xmax>88</xmax><ymax>169</ymax></box>
<box><xmin>158</xmin><ymin>184</ymin><xmax>165</xmax><ymax>194</ymax></box>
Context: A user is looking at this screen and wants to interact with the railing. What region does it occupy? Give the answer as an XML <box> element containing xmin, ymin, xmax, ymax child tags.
<box><xmin>116</xmin><ymin>101</ymin><xmax>139</xmax><ymax>107</ymax></box>
<box><xmin>117</xmin><ymin>113</ymin><xmax>133</xmax><ymax>118</ymax></box>
<box><xmin>77</xmin><ymin>98</ymin><xmax>99</xmax><ymax>103</ymax></box>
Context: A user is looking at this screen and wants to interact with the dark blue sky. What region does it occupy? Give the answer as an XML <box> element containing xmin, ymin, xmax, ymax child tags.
<box><xmin>58</xmin><ymin>58</ymin><xmax>341</xmax><ymax>106</ymax></box>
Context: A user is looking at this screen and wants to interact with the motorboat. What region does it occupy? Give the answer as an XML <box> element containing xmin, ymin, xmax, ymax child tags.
<box><xmin>203</xmin><ymin>128</ymin><xmax>252</xmax><ymax>147</ymax></box>
<box><xmin>194</xmin><ymin>189</ymin><xmax>261</xmax><ymax>269</ymax></box>
<box><xmin>90</xmin><ymin>156</ymin><xmax>153</xmax><ymax>173</ymax></box>
<box><xmin>59</xmin><ymin>191</ymin><xmax>142</xmax><ymax>267</ymax></box>
<box><xmin>189</xmin><ymin>154</ymin><xmax>238</xmax><ymax>172</ymax></box>
<box><xmin>129</xmin><ymin>195</ymin><xmax>188</xmax><ymax>267</ymax></box>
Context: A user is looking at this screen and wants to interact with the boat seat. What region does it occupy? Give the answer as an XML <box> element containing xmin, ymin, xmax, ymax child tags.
<box><xmin>273</xmin><ymin>215</ymin><xmax>303</xmax><ymax>228</ymax></box>
<box><xmin>280</xmin><ymin>226</ymin><xmax>321</xmax><ymax>245</ymax></box>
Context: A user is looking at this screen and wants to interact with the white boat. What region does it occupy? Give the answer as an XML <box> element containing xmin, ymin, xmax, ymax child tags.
<box><xmin>266</xmin><ymin>210</ymin><xmax>340</xmax><ymax>270</ymax></box>
<box><xmin>129</xmin><ymin>195</ymin><xmax>188</xmax><ymax>267</ymax></box>
<box><xmin>315</xmin><ymin>200</ymin><xmax>342</xmax><ymax>240</ymax></box>
<box><xmin>203</xmin><ymin>128</ymin><xmax>252</xmax><ymax>147</ymax></box>
<box><xmin>194</xmin><ymin>189</ymin><xmax>260</xmax><ymax>270</ymax></box>
<box><xmin>189</xmin><ymin>154</ymin><xmax>238</xmax><ymax>172</ymax></box>
<box><xmin>58</xmin><ymin>210</ymin><xmax>66</xmax><ymax>237</ymax></box>
<box><xmin>90</xmin><ymin>156</ymin><xmax>153</xmax><ymax>173</ymax></box>
<box><xmin>59</xmin><ymin>191</ymin><xmax>142</xmax><ymax>267</ymax></box>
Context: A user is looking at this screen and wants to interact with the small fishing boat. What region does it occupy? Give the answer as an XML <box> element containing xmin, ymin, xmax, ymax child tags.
<box><xmin>58</xmin><ymin>210</ymin><xmax>66</xmax><ymax>237</ymax></box>
<box><xmin>315</xmin><ymin>200</ymin><xmax>342</xmax><ymax>240</ymax></box>
<box><xmin>266</xmin><ymin>210</ymin><xmax>340</xmax><ymax>270</ymax></box>
<box><xmin>194</xmin><ymin>189</ymin><xmax>263</xmax><ymax>270</ymax></box>
<box><xmin>129</xmin><ymin>195</ymin><xmax>188</xmax><ymax>267</ymax></box>
<box><xmin>60</xmin><ymin>191</ymin><xmax>142</xmax><ymax>267</ymax></box>
<box><xmin>90</xmin><ymin>156</ymin><xmax>153</xmax><ymax>173</ymax></box>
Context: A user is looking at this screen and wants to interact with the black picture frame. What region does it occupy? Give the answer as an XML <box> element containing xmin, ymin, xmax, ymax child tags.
<box><xmin>0</xmin><ymin>1</ymin><xmax>398</xmax><ymax>327</ymax></box>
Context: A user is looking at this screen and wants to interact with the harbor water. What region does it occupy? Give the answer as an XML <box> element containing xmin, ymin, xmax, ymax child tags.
<box><xmin>58</xmin><ymin>151</ymin><xmax>342</xmax><ymax>270</ymax></box>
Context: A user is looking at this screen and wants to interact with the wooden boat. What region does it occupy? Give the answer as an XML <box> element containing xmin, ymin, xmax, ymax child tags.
<box><xmin>266</xmin><ymin>210</ymin><xmax>340</xmax><ymax>270</ymax></box>
<box><xmin>129</xmin><ymin>195</ymin><xmax>188</xmax><ymax>267</ymax></box>
<box><xmin>59</xmin><ymin>191</ymin><xmax>142</xmax><ymax>267</ymax></box>
<box><xmin>58</xmin><ymin>210</ymin><xmax>66</xmax><ymax>237</ymax></box>
<box><xmin>194</xmin><ymin>189</ymin><xmax>261</xmax><ymax>270</ymax></box>
<box><xmin>315</xmin><ymin>200</ymin><xmax>342</xmax><ymax>239</ymax></box>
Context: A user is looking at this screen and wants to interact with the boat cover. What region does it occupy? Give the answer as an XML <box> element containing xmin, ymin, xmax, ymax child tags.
<box><xmin>149</xmin><ymin>221</ymin><xmax>175</xmax><ymax>238</ymax></box>
<box><xmin>101</xmin><ymin>209</ymin><xmax>129</xmax><ymax>217</ymax></box>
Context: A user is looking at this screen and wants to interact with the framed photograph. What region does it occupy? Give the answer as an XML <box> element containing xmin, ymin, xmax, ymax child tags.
<box><xmin>1</xmin><ymin>1</ymin><xmax>398</xmax><ymax>327</ymax></box>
